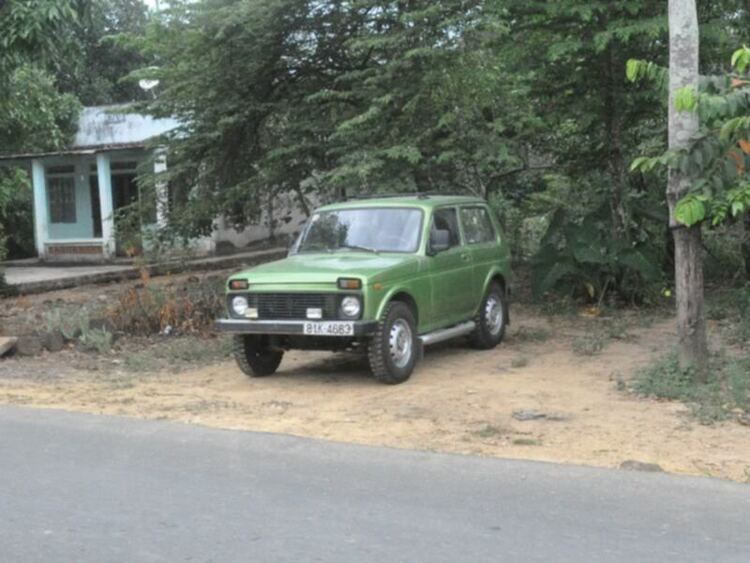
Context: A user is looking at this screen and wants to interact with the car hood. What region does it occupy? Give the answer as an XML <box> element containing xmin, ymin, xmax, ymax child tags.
<box><xmin>231</xmin><ymin>252</ymin><xmax>421</xmax><ymax>286</ymax></box>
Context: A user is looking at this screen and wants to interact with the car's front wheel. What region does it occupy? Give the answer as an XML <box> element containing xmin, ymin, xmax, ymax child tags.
<box><xmin>367</xmin><ymin>301</ymin><xmax>419</xmax><ymax>384</ymax></box>
<box><xmin>232</xmin><ymin>335</ymin><xmax>283</xmax><ymax>377</ymax></box>
<box><xmin>469</xmin><ymin>281</ymin><xmax>507</xmax><ymax>349</ymax></box>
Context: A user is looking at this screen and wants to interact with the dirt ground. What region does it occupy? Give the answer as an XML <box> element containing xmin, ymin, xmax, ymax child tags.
<box><xmin>1</xmin><ymin>303</ymin><xmax>748</xmax><ymax>483</ymax></box>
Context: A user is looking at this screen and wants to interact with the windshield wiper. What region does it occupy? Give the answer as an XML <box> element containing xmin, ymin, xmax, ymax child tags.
<box><xmin>339</xmin><ymin>244</ymin><xmax>380</xmax><ymax>255</ymax></box>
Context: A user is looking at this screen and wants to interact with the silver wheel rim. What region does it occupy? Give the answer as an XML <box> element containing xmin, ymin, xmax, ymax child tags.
<box><xmin>485</xmin><ymin>295</ymin><xmax>504</xmax><ymax>336</ymax></box>
<box><xmin>389</xmin><ymin>319</ymin><xmax>413</xmax><ymax>368</ymax></box>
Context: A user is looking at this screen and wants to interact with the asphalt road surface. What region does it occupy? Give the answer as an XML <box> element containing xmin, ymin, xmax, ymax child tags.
<box><xmin>1</xmin><ymin>406</ymin><xmax>748</xmax><ymax>563</ymax></box>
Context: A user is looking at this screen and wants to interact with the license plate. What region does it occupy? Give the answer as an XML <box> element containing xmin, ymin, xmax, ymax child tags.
<box><xmin>303</xmin><ymin>321</ymin><xmax>354</xmax><ymax>336</ymax></box>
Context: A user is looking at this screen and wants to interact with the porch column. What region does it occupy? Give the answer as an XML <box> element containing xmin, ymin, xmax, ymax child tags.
<box><xmin>96</xmin><ymin>153</ymin><xmax>115</xmax><ymax>258</ymax></box>
<box><xmin>31</xmin><ymin>159</ymin><xmax>48</xmax><ymax>258</ymax></box>
<box><xmin>154</xmin><ymin>148</ymin><xmax>168</xmax><ymax>229</ymax></box>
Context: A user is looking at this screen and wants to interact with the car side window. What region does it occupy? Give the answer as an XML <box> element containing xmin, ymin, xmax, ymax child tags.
<box><xmin>460</xmin><ymin>206</ymin><xmax>496</xmax><ymax>244</ymax></box>
<box><xmin>431</xmin><ymin>208</ymin><xmax>461</xmax><ymax>248</ymax></box>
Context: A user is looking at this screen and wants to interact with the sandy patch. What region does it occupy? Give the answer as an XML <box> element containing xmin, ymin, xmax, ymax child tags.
<box><xmin>0</xmin><ymin>311</ymin><xmax>747</xmax><ymax>482</ymax></box>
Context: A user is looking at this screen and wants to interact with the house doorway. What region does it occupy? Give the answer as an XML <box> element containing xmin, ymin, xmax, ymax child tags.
<box><xmin>88</xmin><ymin>160</ymin><xmax>149</xmax><ymax>257</ymax></box>
<box><xmin>89</xmin><ymin>175</ymin><xmax>103</xmax><ymax>238</ymax></box>
<box><xmin>112</xmin><ymin>168</ymin><xmax>142</xmax><ymax>257</ymax></box>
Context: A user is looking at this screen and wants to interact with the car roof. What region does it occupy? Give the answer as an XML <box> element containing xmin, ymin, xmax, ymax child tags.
<box><xmin>317</xmin><ymin>194</ymin><xmax>486</xmax><ymax>212</ymax></box>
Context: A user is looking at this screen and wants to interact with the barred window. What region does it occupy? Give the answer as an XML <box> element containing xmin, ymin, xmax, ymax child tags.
<box><xmin>48</xmin><ymin>175</ymin><xmax>77</xmax><ymax>224</ymax></box>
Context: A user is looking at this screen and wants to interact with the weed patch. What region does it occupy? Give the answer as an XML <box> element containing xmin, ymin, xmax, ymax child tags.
<box><xmin>513</xmin><ymin>326</ymin><xmax>551</xmax><ymax>343</ymax></box>
<box><xmin>630</xmin><ymin>352</ymin><xmax>750</xmax><ymax>423</ymax></box>
<box><xmin>122</xmin><ymin>336</ymin><xmax>232</xmax><ymax>373</ymax></box>
<box><xmin>707</xmin><ymin>284</ymin><xmax>750</xmax><ymax>348</ymax></box>
<box><xmin>472</xmin><ymin>424</ymin><xmax>505</xmax><ymax>439</ymax></box>
<box><xmin>78</xmin><ymin>328</ymin><xmax>113</xmax><ymax>354</ymax></box>
<box><xmin>107</xmin><ymin>276</ymin><xmax>225</xmax><ymax>337</ymax></box>
<box><xmin>511</xmin><ymin>356</ymin><xmax>530</xmax><ymax>368</ymax></box>
<box><xmin>572</xmin><ymin>333</ymin><xmax>606</xmax><ymax>356</ymax></box>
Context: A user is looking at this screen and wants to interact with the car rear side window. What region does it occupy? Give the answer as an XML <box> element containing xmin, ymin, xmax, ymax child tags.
<box><xmin>460</xmin><ymin>207</ymin><xmax>496</xmax><ymax>244</ymax></box>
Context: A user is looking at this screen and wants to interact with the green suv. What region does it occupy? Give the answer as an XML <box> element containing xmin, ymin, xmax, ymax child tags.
<box><xmin>216</xmin><ymin>194</ymin><xmax>511</xmax><ymax>384</ymax></box>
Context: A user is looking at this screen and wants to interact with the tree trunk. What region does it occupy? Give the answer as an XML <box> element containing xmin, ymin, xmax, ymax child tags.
<box><xmin>603</xmin><ymin>42</ymin><xmax>629</xmax><ymax>239</ymax></box>
<box><xmin>743</xmin><ymin>212</ymin><xmax>750</xmax><ymax>280</ymax></box>
<box><xmin>668</xmin><ymin>0</ymin><xmax>708</xmax><ymax>375</ymax></box>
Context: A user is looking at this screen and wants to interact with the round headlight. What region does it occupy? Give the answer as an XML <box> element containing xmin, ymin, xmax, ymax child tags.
<box><xmin>231</xmin><ymin>296</ymin><xmax>249</xmax><ymax>317</ymax></box>
<box><xmin>341</xmin><ymin>296</ymin><xmax>361</xmax><ymax>318</ymax></box>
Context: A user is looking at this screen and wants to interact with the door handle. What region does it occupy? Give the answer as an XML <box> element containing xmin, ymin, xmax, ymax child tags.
<box><xmin>460</xmin><ymin>253</ymin><xmax>471</xmax><ymax>262</ymax></box>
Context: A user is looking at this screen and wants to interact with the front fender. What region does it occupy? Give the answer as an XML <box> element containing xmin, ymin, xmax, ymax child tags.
<box><xmin>369</xmin><ymin>277</ymin><xmax>430</xmax><ymax>330</ymax></box>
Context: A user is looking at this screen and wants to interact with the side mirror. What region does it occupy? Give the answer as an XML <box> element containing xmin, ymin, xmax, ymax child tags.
<box><xmin>428</xmin><ymin>229</ymin><xmax>451</xmax><ymax>255</ymax></box>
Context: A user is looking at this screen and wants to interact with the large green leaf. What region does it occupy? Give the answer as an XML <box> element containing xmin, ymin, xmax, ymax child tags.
<box><xmin>618</xmin><ymin>248</ymin><xmax>660</xmax><ymax>281</ymax></box>
<box><xmin>532</xmin><ymin>260</ymin><xmax>579</xmax><ymax>297</ymax></box>
<box><xmin>674</xmin><ymin>196</ymin><xmax>706</xmax><ymax>227</ymax></box>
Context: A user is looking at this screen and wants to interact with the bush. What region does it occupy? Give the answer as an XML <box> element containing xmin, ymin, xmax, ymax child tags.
<box><xmin>0</xmin><ymin>270</ymin><xmax>9</xmax><ymax>297</ymax></box>
<box><xmin>0</xmin><ymin>169</ymin><xmax>35</xmax><ymax>259</ymax></box>
<box><xmin>44</xmin><ymin>308</ymin><xmax>91</xmax><ymax>340</ymax></box>
<box><xmin>706</xmin><ymin>284</ymin><xmax>750</xmax><ymax>348</ymax></box>
<box><xmin>107</xmin><ymin>276</ymin><xmax>225</xmax><ymax>336</ymax></box>
<box><xmin>531</xmin><ymin>206</ymin><xmax>663</xmax><ymax>305</ymax></box>
<box><xmin>704</xmin><ymin>223</ymin><xmax>747</xmax><ymax>282</ymax></box>
<box><xmin>78</xmin><ymin>327</ymin><xmax>113</xmax><ymax>354</ymax></box>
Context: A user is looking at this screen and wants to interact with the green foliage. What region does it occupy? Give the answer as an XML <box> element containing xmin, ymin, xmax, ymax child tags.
<box><xmin>531</xmin><ymin>207</ymin><xmax>662</xmax><ymax>302</ymax></box>
<box><xmin>44</xmin><ymin>308</ymin><xmax>92</xmax><ymax>341</ymax></box>
<box><xmin>0</xmin><ymin>170</ymin><xmax>34</xmax><ymax>259</ymax></box>
<box><xmin>626</xmin><ymin>59</ymin><xmax>667</xmax><ymax>89</ymax></box>
<box><xmin>629</xmin><ymin>46</ymin><xmax>750</xmax><ymax>236</ymax></box>
<box><xmin>571</xmin><ymin>333</ymin><xmax>606</xmax><ymax>356</ymax></box>
<box><xmin>674</xmin><ymin>86</ymin><xmax>698</xmax><ymax>112</ymax></box>
<box><xmin>56</xmin><ymin>0</ymin><xmax>151</xmax><ymax>105</ymax></box>
<box><xmin>707</xmin><ymin>284</ymin><xmax>750</xmax><ymax>345</ymax></box>
<box><xmin>674</xmin><ymin>194</ymin><xmax>707</xmax><ymax>226</ymax></box>
<box><xmin>0</xmin><ymin>65</ymin><xmax>80</xmax><ymax>153</ymax></box>
<box><xmin>731</xmin><ymin>45</ymin><xmax>750</xmax><ymax>73</ymax></box>
<box><xmin>0</xmin><ymin>1</ymin><xmax>81</xmax><ymax>155</ymax></box>
<box><xmin>631</xmin><ymin>352</ymin><xmax>750</xmax><ymax>423</ymax></box>
<box><xmin>122</xmin><ymin>0</ymin><xmax>529</xmax><ymax>238</ymax></box>
<box><xmin>78</xmin><ymin>327</ymin><xmax>114</xmax><ymax>354</ymax></box>
<box><xmin>0</xmin><ymin>0</ymin><xmax>76</xmax><ymax>72</ymax></box>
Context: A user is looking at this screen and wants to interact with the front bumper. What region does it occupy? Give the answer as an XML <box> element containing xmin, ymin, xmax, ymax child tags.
<box><xmin>215</xmin><ymin>318</ymin><xmax>378</xmax><ymax>336</ymax></box>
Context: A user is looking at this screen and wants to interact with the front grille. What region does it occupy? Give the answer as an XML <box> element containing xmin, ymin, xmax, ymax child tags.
<box><xmin>249</xmin><ymin>293</ymin><xmax>338</xmax><ymax>320</ymax></box>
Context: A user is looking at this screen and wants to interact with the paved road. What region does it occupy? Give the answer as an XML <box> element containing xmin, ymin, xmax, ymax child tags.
<box><xmin>1</xmin><ymin>406</ymin><xmax>748</xmax><ymax>563</ymax></box>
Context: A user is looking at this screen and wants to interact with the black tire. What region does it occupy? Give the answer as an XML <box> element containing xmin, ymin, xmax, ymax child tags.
<box><xmin>367</xmin><ymin>301</ymin><xmax>419</xmax><ymax>384</ymax></box>
<box><xmin>469</xmin><ymin>281</ymin><xmax>507</xmax><ymax>350</ymax></box>
<box><xmin>232</xmin><ymin>335</ymin><xmax>283</xmax><ymax>377</ymax></box>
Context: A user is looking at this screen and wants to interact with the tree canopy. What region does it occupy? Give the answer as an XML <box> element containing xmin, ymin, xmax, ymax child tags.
<box><xmin>1</xmin><ymin>0</ymin><xmax>750</xmax><ymax>296</ymax></box>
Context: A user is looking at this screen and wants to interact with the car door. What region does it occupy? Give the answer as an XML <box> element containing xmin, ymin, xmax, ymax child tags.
<box><xmin>427</xmin><ymin>207</ymin><xmax>475</xmax><ymax>326</ymax></box>
<box><xmin>459</xmin><ymin>205</ymin><xmax>501</xmax><ymax>309</ymax></box>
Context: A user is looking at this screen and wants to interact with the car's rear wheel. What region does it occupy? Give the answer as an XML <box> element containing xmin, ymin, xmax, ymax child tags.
<box><xmin>469</xmin><ymin>281</ymin><xmax>507</xmax><ymax>350</ymax></box>
<box><xmin>232</xmin><ymin>335</ymin><xmax>283</xmax><ymax>377</ymax></box>
<box><xmin>368</xmin><ymin>301</ymin><xmax>419</xmax><ymax>384</ymax></box>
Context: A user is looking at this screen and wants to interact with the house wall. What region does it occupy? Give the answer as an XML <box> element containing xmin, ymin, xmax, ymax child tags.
<box><xmin>212</xmin><ymin>193</ymin><xmax>309</xmax><ymax>252</ymax></box>
<box><xmin>30</xmin><ymin>146</ymin><xmax>313</xmax><ymax>261</ymax></box>
<box><xmin>43</xmin><ymin>151</ymin><xmax>149</xmax><ymax>242</ymax></box>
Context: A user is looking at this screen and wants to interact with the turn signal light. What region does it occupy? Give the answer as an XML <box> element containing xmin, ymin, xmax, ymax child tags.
<box><xmin>229</xmin><ymin>279</ymin><xmax>249</xmax><ymax>290</ymax></box>
<box><xmin>337</xmin><ymin>278</ymin><xmax>362</xmax><ymax>290</ymax></box>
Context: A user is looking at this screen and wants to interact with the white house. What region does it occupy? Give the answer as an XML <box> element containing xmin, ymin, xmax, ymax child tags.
<box><xmin>0</xmin><ymin>105</ymin><xmax>303</xmax><ymax>262</ymax></box>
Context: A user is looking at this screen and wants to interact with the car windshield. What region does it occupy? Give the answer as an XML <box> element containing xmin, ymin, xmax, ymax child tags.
<box><xmin>297</xmin><ymin>208</ymin><xmax>422</xmax><ymax>254</ymax></box>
